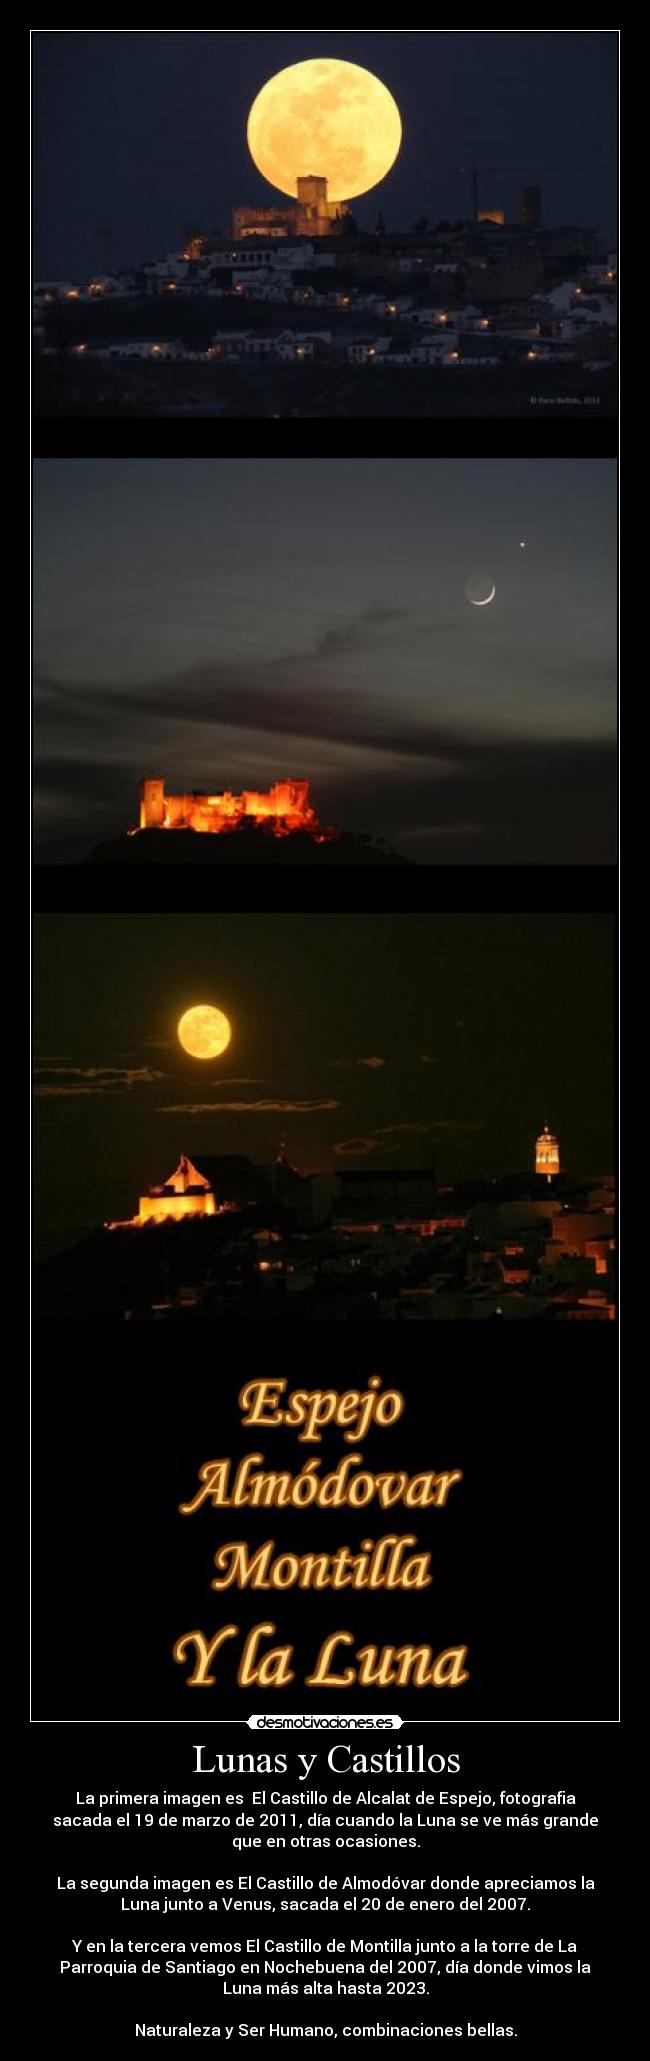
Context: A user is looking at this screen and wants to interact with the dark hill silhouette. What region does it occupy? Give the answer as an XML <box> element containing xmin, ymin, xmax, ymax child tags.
<box><xmin>35</xmin><ymin>1213</ymin><xmax>259</xmax><ymax>1321</ymax></box>
<box><xmin>86</xmin><ymin>822</ymin><xmax>411</xmax><ymax>866</ymax></box>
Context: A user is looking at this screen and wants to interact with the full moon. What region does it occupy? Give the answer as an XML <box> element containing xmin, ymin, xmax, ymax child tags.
<box><xmin>177</xmin><ymin>1005</ymin><xmax>232</xmax><ymax>1060</ymax></box>
<box><xmin>465</xmin><ymin>574</ymin><xmax>497</xmax><ymax>607</ymax></box>
<box><xmin>247</xmin><ymin>58</ymin><xmax>402</xmax><ymax>202</ymax></box>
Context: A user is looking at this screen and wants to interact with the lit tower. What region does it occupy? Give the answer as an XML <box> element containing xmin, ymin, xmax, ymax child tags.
<box><xmin>535</xmin><ymin>1124</ymin><xmax>560</xmax><ymax>1183</ymax></box>
<box><xmin>140</xmin><ymin>776</ymin><xmax>165</xmax><ymax>828</ymax></box>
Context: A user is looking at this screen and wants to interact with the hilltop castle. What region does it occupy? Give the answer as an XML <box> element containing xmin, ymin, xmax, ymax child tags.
<box><xmin>106</xmin><ymin>1153</ymin><xmax>219</xmax><ymax>1229</ymax></box>
<box><xmin>233</xmin><ymin>176</ymin><xmax>349</xmax><ymax>241</ymax></box>
<box><xmin>137</xmin><ymin>776</ymin><xmax>326</xmax><ymax>838</ymax></box>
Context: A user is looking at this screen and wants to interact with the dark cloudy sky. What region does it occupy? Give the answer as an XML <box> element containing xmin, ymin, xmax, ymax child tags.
<box><xmin>33</xmin><ymin>30</ymin><xmax>617</xmax><ymax>278</ymax></box>
<box><xmin>34</xmin><ymin>457</ymin><xmax>616</xmax><ymax>864</ymax></box>
<box><xmin>34</xmin><ymin>912</ymin><xmax>614</xmax><ymax>1256</ymax></box>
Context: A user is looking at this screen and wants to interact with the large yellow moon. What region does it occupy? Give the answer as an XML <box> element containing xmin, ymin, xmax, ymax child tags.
<box><xmin>177</xmin><ymin>1005</ymin><xmax>232</xmax><ymax>1060</ymax></box>
<box><xmin>247</xmin><ymin>58</ymin><xmax>402</xmax><ymax>202</ymax></box>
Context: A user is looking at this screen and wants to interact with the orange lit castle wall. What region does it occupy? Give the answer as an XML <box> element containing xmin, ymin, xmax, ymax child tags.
<box><xmin>106</xmin><ymin>1194</ymin><xmax>216</xmax><ymax>1228</ymax></box>
<box><xmin>107</xmin><ymin>1154</ymin><xmax>219</xmax><ymax>1230</ymax></box>
<box><xmin>233</xmin><ymin>181</ymin><xmax>347</xmax><ymax>239</ymax></box>
<box><xmin>140</xmin><ymin>1156</ymin><xmax>218</xmax><ymax>1222</ymax></box>
<box><xmin>137</xmin><ymin>1190</ymin><xmax>217</xmax><ymax>1224</ymax></box>
<box><xmin>139</xmin><ymin>777</ymin><xmax>324</xmax><ymax>837</ymax></box>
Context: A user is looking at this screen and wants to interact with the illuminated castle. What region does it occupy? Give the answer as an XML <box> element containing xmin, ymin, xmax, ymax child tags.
<box><xmin>535</xmin><ymin>1125</ymin><xmax>561</xmax><ymax>1183</ymax></box>
<box><xmin>107</xmin><ymin>1154</ymin><xmax>218</xmax><ymax>1230</ymax></box>
<box><xmin>137</xmin><ymin>776</ymin><xmax>327</xmax><ymax>839</ymax></box>
<box><xmin>234</xmin><ymin>178</ymin><xmax>348</xmax><ymax>240</ymax></box>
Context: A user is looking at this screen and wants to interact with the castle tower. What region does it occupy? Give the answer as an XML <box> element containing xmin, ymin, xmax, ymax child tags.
<box><xmin>535</xmin><ymin>1124</ymin><xmax>560</xmax><ymax>1183</ymax></box>
<box><xmin>295</xmin><ymin>175</ymin><xmax>348</xmax><ymax>236</ymax></box>
<box><xmin>140</xmin><ymin>777</ymin><xmax>166</xmax><ymax>829</ymax></box>
<box><xmin>296</xmin><ymin>175</ymin><xmax>329</xmax><ymax>215</ymax></box>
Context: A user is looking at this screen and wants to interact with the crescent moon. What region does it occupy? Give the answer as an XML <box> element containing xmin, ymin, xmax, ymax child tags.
<box><xmin>469</xmin><ymin>584</ymin><xmax>496</xmax><ymax>607</ymax></box>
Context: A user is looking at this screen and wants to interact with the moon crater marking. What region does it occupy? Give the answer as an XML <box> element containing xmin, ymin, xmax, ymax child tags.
<box><xmin>177</xmin><ymin>1005</ymin><xmax>232</xmax><ymax>1060</ymax></box>
<box><xmin>247</xmin><ymin>58</ymin><xmax>402</xmax><ymax>201</ymax></box>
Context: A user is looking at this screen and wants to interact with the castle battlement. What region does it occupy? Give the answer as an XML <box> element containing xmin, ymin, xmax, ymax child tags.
<box><xmin>233</xmin><ymin>178</ymin><xmax>348</xmax><ymax>241</ymax></box>
<box><xmin>138</xmin><ymin>776</ymin><xmax>326</xmax><ymax>838</ymax></box>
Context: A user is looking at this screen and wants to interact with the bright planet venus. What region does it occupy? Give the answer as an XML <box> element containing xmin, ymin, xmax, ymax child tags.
<box><xmin>247</xmin><ymin>57</ymin><xmax>402</xmax><ymax>201</ymax></box>
<box><xmin>177</xmin><ymin>1004</ymin><xmax>232</xmax><ymax>1060</ymax></box>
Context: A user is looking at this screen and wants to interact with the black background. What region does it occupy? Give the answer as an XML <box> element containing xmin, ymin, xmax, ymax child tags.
<box><xmin>32</xmin><ymin>1324</ymin><xmax>617</xmax><ymax>1723</ymax></box>
<box><xmin>34</xmin><ymin>863</ymin><xmax>615</xmax><ymax>918</ymax></box>
<box><xmin>29</xmin><ymin>1721</ymin><xmax>620</xmax><ymax>2045</ymax></box>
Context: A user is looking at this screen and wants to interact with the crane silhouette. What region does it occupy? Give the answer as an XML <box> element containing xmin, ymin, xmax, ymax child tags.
<box><xmin>458</xmin><ymin>159</ymin><xmax>610</xmax><ymax>222</ymax></box>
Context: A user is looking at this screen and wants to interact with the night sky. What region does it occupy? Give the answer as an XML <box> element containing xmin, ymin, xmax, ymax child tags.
<box><xmin>34</xmin><ymin>912</ymin><xmax>614</xmax><ymax>1257</ymax></box>
<box><xmin>34</xmin><ymin>458</ymin><xmax>616</xmax><ymax>865</ymax></box>
<box><xmin>33</xmin><ymin>30</ymin><xmax>618</xmax><ymax>279</ymax></box>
